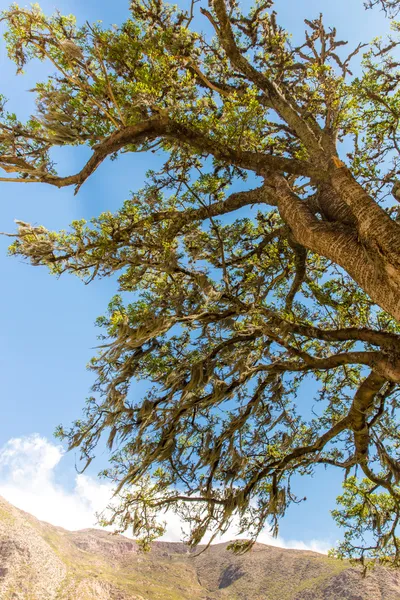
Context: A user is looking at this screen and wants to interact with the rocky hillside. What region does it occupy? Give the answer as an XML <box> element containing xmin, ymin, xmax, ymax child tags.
<box><xmin>1</xmin><ymin>496</ymin><xmax>400</xmax><ymax>599</ymax></box>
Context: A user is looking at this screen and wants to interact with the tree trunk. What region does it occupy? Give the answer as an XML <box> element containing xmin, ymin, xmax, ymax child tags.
<box><xmin>268</xmin><ymin>175</ymin><xmax>400</xmax><ymax>322</ymax></box>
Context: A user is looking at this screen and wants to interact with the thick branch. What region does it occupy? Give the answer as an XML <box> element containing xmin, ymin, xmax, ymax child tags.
<box><xmin>285</xmin><ymin>238</ymin><xmax>307</xmax><ymax>311</ymax></box>
<box><xmin>259</xmin><ymin>308</ymin><xmax>400</xmax><ymax>353</ymax></box>
<box><xmin>348</xmin><ymin>371</ymin><xmax>387</xmax><ymax>465</ymax></box>
<box><xmin>267</xmin><ymin>173</ymin><xmax>400</xmax><ymax>321</ymax></box>
<box><xmin>0</xmin><ymin>116</ymin><xmax>321</xmax><ymax>192</ymax></box>
<box><xmin>254</xmin><ymin>350</ymin><xmax>400</xmax><ymax>382</ymax></box>
<box><xmin>329</xmin><ymin>161</ymin><xmax>400</xmax><ymax>279</ymax></box>
<box><xmin>208</xmin><ymin>0</ymin><xmax>326</xmax><ymax>155</ymax></box>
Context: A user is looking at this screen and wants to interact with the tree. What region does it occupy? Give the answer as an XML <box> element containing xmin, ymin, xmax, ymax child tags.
<box><xmin>1</xmin><ymin>0</ymin><xmax>400</xmax><ymax>567</ymax></box>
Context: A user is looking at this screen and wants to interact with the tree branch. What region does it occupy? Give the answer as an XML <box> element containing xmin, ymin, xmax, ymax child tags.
<box><xmin>207</xmin><ymin>0</ymin><xmax>326</xmax><ymax>155</ymax></box>
<box><xmin>258</xmin><ymin>306</ymin><xmax>400</xmax><ymax>352</ymax></box>
<box><xmin>267</xmin><ymin>173</ymin><xmax>400</xmax><ymax>321</ymax></box>
<box><xmin>0</xmin><ymin>116</ymin><xmax>322</xmax><ymax>193</ymax></box>
<box><xmin>285</xmin><ymin>238</ymin><xmax>307</xmax><ymax>311</ymax></box>
<box><xmin>253</xmin><ymin>350</ymin><xmax>400</xmax><ymax>382</ymax></box>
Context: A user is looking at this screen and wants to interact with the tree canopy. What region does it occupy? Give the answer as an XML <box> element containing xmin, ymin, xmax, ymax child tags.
<box><xmin>1</xmin><ymin>0</ymin><xmax>400</xmax><ymax>568</ymax></box>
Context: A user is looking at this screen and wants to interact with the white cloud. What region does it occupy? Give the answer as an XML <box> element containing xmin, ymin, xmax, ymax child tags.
<box><xmin>0</xmin><ymin>434</ymin><xmax>331</xmax><ymax>554</ymax></box>
<box><xmin>0</xmin><ymin>434</ymin><xmax>112</xmax><ymax>531</ymax></box>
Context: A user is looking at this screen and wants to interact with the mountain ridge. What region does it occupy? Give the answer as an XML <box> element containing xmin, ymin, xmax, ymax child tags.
<box><xmin>1</xmin><ymin>495</ymin><xmax>400</xmax><ymax>599</ymax></box>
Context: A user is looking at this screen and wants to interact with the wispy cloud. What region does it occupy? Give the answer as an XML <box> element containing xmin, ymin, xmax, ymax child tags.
<box><xmin>0</xmin><ymin>434</ymin><xmax>331</xmax><ymax>554</ymax></box>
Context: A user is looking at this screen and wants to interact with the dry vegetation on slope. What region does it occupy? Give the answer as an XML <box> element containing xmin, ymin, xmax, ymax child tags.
<box><xmin>1</xmin><ymin>495</ymin><xmax>400</xmax><ymax>599</ymax></box>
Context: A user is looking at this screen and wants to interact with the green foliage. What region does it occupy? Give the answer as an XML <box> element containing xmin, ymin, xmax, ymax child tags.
<box><xmin>332</xmin><ymin>476</ymin><xmax>400</xmax><ymax>571</ymax></box>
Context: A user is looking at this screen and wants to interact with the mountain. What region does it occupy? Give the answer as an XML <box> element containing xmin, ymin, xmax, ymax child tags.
<box><xmin>1</xmin><ymin>496</ymin><xmax>400</xmax><ymax>599</ymax></box>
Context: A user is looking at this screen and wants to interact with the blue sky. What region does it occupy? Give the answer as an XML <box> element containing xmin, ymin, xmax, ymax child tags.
<box><xmin>0</xmin><ymin>0</ymin><xmax>392</xmax><ymax>549</ymax></box>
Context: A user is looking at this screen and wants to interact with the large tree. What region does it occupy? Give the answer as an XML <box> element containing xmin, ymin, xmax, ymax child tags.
<box><xmin>2</xmin><ymin>0</ymin><xmax>400</xmax><ymax>567</ymax></box>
